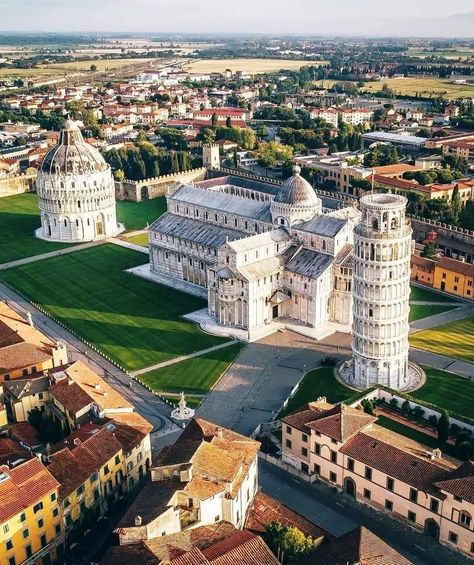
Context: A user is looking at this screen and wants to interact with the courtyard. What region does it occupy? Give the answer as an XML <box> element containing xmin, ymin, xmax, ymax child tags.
<box><xmin>0</xmin><ymin>244</ymin><xmax>225</xmax><ymax>372</ymax></box>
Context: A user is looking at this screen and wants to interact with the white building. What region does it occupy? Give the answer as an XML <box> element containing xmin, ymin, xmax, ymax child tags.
<box><xmin>351</xmin><ymin>193</ymin><xmax>412</xmax><ymax>389</ymax></box>
<box><xmin>36</xmin><ymin>119</ymin><xmax>122</xmax><ymax>242</ymax></box>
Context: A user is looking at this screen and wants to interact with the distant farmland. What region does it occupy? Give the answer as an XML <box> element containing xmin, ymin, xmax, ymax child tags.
<box><xmin>362</xmin><ymin>77</ymin><xmax>474</xmax><ymax>100</ymax></box>
<box><xmin>183</xmin><ymin>58</ymin><xmax>326</xmax><ymax>74</ymax></box>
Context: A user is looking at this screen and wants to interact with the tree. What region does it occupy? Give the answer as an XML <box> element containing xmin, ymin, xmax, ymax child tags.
<box><xmin>113</xmin><ymin>169</ymin><xmax>125</xmax><ymax>182</ymax></box>
<box><xmin>255</xmin><ymin>141</ymin><xmax>293</xmax><ymax>168</ymax></box>
<box><xmin>90</xmin><ymin>64</ymin><xmax>97</xmax><ymax>72</ymax></box>
<box><xmin>211</xmin><ymin>112</ymin><xmax>219</xmax><ymax>128</ymax></box>
<box><xmin>459</xmin><ymin>201</ymin><xmax>474</xmax><ymax>230</ymax></box>
<box><xmin>456</xmin><ymin>441</ymin><xmax>472</xmax><ymax>462</ymax></box>
<box><xmin>456</xmin><ymin>430</ymin><xmax>472</xmax><ymax>446</ymax></box>
<box><xmin>450</xmin><ymin>186</ymin><xmax>462</xmax><ymax>225</ymax></box>
<box><xmin>225</xmin><ymin>116</ymin><xmax>232</xmax><ymax>128</ymax></box>
<box><xmin>265</xmin><ymin>521</ymin><xmax>316</xmax><ymax>562</ymax></box>
<box><xmin>401</xmin><ymin>400</ymin><xmax>411</xmax><ymax>414</ymax></box>
<box><xmin>420</xmin><ymin>241</ymin><xmax>437</xmax><ymax>258</ymax></box>
<box><xmin>437</xmin><ymin>410</ymin><xmax>450</xmax><ymax>444</ymax></box>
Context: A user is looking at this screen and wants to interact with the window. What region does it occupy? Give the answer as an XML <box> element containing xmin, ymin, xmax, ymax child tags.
<box><xmin>286</xmin><ymin>439</ymin><xmax>292</xmax><ymax>449</ymax></box>
<box><xmin>329</xmin><ymin>472</ymin><xmax>337</xmax><ymax>483</ymax></box>
<box><xmin>94</xmin><ymin>489</ymin><xmax>100</xmax><ymax>501</ymax></box>
<box><xmin>214</xmin><ymin>515</ymin><xmax>220</xmax><ymax>522</ymax></box>
<box><xmin>409</xmin><ymin>488</ymin><xmax>418</xmax><ymax>503</ymax></box>
<box><xmin>76</xmin><ymin>485</ymin><xmax>84</xmax><ymax>496</ymax></box>
<box><xmin>454</xmin><ymin>495</ymin><xmax>462</xmax><ymax>502</ymax></box>
<box><xmin>347</xmin><ymin>458</ymin><xmax>354</xmax><ymax>472</ymax></box>
<box><xmin>430</xmin><ymin>498</ymin><xmax>439</xmax><ymax>513</ymax></box>
<box><xmin>22</xmin><ymin>529</ymin><xmax>29</xmax><ymax>539</ymax></box>
<box><xmin>386</xmin><ymin>477</ymin><xmax>394</xmax><ymax>492</ymax></box>
<box><xmin>104</xmin><ymin>464</ymin><xmax>110</xmax><ymax>474</ymax></box>
<box><xmin>365</xmin><ymin>467</ymin><xmax>372</xmax><ymax>480</ymax></box>
<box><xmin>64</xmin><ymin>498</ymin><xmax>70</xmax><ymax>508</ymax></box>
<box><xmin>301</xmin><ymin>447</ymin><xmax>308</xmax><ymax>457</ymax></box>
<box><xmin>91</xmin><ymin>472</ymin><xmax>98</xmax><ymax>483</ymax></box>
<box><xmin>314</xmin><ymin>464</ymin><xmax>321</xmax><ymax>475</ymax></box>
<box><xmin>55</xmin><ymin>524</ymin><xmax>61</xmax><ymax>535</ymax></box>
<box><xmin>449</xmin><ymin>531</ymin><xmax>458</xmax><ymax>544</ymax></box>
<box><xmin>286</xmin><ymin>426</ymin><xmax>292</xmax><ymax>435</ymax></box>
<box><xmin>33</xmin><ymin>502</ymin><xmax>43</xmax><ymax>514</ymax></box>
<box><xmin>301</xmin><ymin>433</ymin><xmax>307</xmax><ymax>443</ymax></box>
<box><xmin>53</xmin><ymin>508</ymin><xmax>59</xmax><ymax>518</ymax></box>
<box><xmin>330</xmin><ymin>451</ymin><xmax>337</xmax><ymax>463</ymax></box>
<box><xmin>20</xmin><ymin>512</ymin><xmax>26</xmax><ymax>522</ymax></box>
<box><xmin>115</xmin><ymin>455</ymin><xmax>120</xmax><ymax>464</ymax></box>
<box><xmin>363</xmin><ymin>489</ymin><xmax>371</xmax><ymax>500</ymax></box>
<box><xmin>407</xmin><ymin>511</ymin><xmax>416</xmax><ymax>523</ymax></box>
<box><xmin>40</xmin><ymin>534</ymin><xmax>47</xmax><ymax>548</ymax></box>
<box><xmin>314</xmin><ymin>443</ymin><xmax>321</xmax><ymax>455</ymax></box>
<box><xmin>460</xmin><ymin>512</ymin><xmax>471</xmax><ymax>528</ymax></box>
<box><xmin>385</xmin><ymin>500</ymin><xmax>393</xmax><ymax>511</ymax></box>
<box><xmin>8</xmin><ymin>558</ymin><xmax>15</xmax><ymax>565</ymax></box>
<box><xmin>470</xmin><ymin>542</ymin><xmax>474</xmax><ymax>554</ymax></box>
<box><xmin>331</xmin><ymin>439</ymin><xmax>337</xmax><ymax>445</ymax></box>
<box><xmin>3</xmin><ymin>524</ymin><xmax>9</xmax><ymax>534</ymax></box>
<box><xmin>22</xmin><ymin>369</ymin><xmax>28</xmax><ymax>377</ymax></box>
<box><xmin>37</xmin><ymin>518</ymin><xmax>44</xmax><ymax>529</ymax></box>
<box><xmin>6</xmin><ymin>539</ymin><xmax>13</xmax><ymax>550</ymax></box>
<box><xmin>25</xmin><ymin>546</ymin><xmax>32</xmax><ymax>559</ymax></box>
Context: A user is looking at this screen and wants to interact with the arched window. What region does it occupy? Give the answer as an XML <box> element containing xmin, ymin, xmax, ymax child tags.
<box><xmin>371</xmin><ymin>218</ymin><xmax>378</xmax><ymax>229</ymax></box>
<box><xmin>460</xmin><ymin>511</ymin><xmax>471</xmax><ymax>528</ymax></box>
<box><xmin>391</xmin><ymin>217</ymin><xmax>399</xmax><ymax>229</ymax></box>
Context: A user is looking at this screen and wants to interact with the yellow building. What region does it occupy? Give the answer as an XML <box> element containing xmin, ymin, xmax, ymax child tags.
<box><xmin>433</xmin><ymin>256</ymin><xmax>474</xmax><ymax>300</ymax></box>
<box><xmin>0</xmin><ymin>458</ymin><xmax>64</xmax><ymax>565</ymax></box>
<box><xmin>3</xmin><ymin>376</ymin><xmax>50</xmax><ymax>423</ymax></box>
<box><xmin>0</xmin><ymin>301</ymin><xmax>68</xmax><ymax>384</ymax></box>
<box><xmin>0</xmin><ymin>403</ymin><xmax>7</xmax><ymax>431</ymax></box>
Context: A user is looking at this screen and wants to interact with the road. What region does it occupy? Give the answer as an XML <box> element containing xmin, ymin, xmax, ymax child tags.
<box><xmin>259</xmin><ymin>460</ymin><xmax>472</xmax><ymax>565</ymax></box>
<box><xmin>0</xmin><ymin>281</ymin><xmax>179</xmax><ymax>451</ymax></box>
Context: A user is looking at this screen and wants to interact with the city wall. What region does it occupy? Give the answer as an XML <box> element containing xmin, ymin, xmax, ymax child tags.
<box><xmin>0</xmin><ymin>172</ymin><xmax>36</xmax><ymax>198</ymax></box>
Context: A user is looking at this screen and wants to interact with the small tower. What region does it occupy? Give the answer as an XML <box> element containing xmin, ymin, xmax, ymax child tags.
<box><xmin>202</xmin><ymin>143</ymin><xmax>220</xmax><ymax>170</ymax></box>
<box><xmin>351</xmin><ymin>193</ymin><xmax>412</xmax><ymax>390</ymax></box>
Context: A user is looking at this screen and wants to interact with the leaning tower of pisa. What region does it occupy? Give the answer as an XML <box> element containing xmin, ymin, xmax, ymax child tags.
<box><xmin>351</xmin><ymin>193</ymin><xmax>413</xmax><ymax>390</ymax></box>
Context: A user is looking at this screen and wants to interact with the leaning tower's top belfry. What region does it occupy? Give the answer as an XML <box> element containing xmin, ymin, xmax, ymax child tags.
<box><xmin>351</xmin><ymin>192</ymin><xmax>413</xmax><ymax>390</ymax></box>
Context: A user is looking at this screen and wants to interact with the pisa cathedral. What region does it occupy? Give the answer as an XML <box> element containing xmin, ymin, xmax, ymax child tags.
<box><xmin>148</xmin><ymin>155</ymin><xmax>414</xmax><ymax>390</ymax></box>
<box><xmin>36</xmin><ymin>119</ymin><xmax>121</xmax><ymax>242</ymax></box>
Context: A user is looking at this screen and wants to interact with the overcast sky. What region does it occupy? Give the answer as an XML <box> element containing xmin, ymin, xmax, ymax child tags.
<box><xmin>1</xmin><ymin>0</ymin><xmax>473</xmax><ymax>35</ymax></box>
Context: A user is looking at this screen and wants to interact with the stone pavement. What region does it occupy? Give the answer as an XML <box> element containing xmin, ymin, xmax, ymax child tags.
<box><xmin>0</xmin><ymin>239</ymin><xmax>105</xmax><ymax>270</ymax></box>
<box><xmin>131</xmin><ymin>340</ymin><xmax>237</xmax><ymax>377</ymax></box>
<box><xmin>197</xmin><ymin>330</ymin><xmax>352</xmax><ymax>436</ymax></box>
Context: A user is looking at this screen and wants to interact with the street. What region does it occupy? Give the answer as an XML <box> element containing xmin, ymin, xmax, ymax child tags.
<box><xmin>259</xmin><ymin>460</ymin><xmax>472</xmax><ymax>565</ymax></box>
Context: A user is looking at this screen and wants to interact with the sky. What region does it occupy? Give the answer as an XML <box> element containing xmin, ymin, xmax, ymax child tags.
<box><xmin>1</xmin><ymin>0</ymin><xmax>473</xmax><ymax>36</ymax></box>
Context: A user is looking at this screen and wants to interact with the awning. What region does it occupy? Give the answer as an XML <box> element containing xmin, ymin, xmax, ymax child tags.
<box><xmin>269</xmin><ymin>291</ymin><xmax>290</xmax><ymax>305</ymax></box>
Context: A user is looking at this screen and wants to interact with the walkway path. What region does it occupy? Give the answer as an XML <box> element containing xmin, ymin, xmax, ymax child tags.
<box><xmin>130</xmin><ymin>340</ymin><xmax>237</xmax><ymax>377</ymax></box>
<box><xmin>409</xmin><ymin>348</ymin><xmax>474</xmax><ymax>379</ymax></box>
<box><xmin>0</xmin><ymin>281</ymin><xmax>178</xmax><ymax>445</ymax></box>
<box><xmin>0</xmin><ymin>239</ymin><xmax>104</xmax><ymax>270</ymax></box>
<box><xmin>410</xmin><ymin>304</ymin><xmax>473</xmax><ymax>332</ymax></box>
<box><xmin>109</xmin><ymin>237</ymin><xmax>149</xmax><ymax>254</ymax></box>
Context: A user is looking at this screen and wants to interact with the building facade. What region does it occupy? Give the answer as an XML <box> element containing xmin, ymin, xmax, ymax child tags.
<box><xmin>281</xmin><ymin>399</ymin><xmax>474</xmax><ymax>559</ymax></box>
<box><xmin>36</xmin><ymin>119</ymin><xmax>121</xmax><ymax>242</ymax></box>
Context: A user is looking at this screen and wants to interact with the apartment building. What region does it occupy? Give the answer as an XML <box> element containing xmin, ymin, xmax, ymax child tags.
<box><xmin>340</xmin><ymin>108</ymin><xmax>373</xmax><ymax>126</ymax></box>
<box><xmin>281</xmin><ymin>400</ymin><xmax>474</xmax><ymax>558</ymax></box>
<box><xmin>309</xmin><ymin>107</ymin><xmax>339</xmax><ymax>128</ymax></box>
<box><xmin>0</xmin><ymin>301</ymin><xmax>68</xmax><ymax>383</ymax></box>
<box><xmin>442</xmin><ymin>139</ymin><xmax>474</xmax><ymax>164</ymax></box>
<box><xmin>0</xmin><ymin>458</ymin><xmax>64</xmax><ymax>565</ymax></box>
<box><xmin>115</xmin><ymin>418</ymin><xmax>260</xmax><ymax>546</ymax></box>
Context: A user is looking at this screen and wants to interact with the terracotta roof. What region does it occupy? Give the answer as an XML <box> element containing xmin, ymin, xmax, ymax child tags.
<box><xmin>411</xmin><ymin>255</ymin><xmax>436</xmax><ymax>270</ymax></box>
<box><xmin>49</xmin><ymin>380</ymin><xmax>92</xmax><ymax>414</ymax></box>
<box><xmin>0</xmin><ymin>458</ymin><xmax>59</xmax><ymax>523</ymax></box>
<box><xmin>283</xmin><ymin>401</ymin><xmax>375</xmax><ymax>442</ymax></box>
<box><xmin>202</xmin><ymin>530</ymin><xmax>278</xmax><ymax>564</ymax></box>
<box><xmin>313</xmin><ymin>526</ymin><xmax>411</xmax><ymax>565</ymax></box>
<box><xmin>436</xmin><ymin>255</ymin><xmax>474</xmax><ymax>278</ymax></box>
<box><xmin>47</xmin><ymin>447</ymin><xmax>96</xmax><ymax>499</ymax></box>
<box><xmin>191</xmin><ymin>441</ymin><xmax>243</xmax><ymax>482</ymax></box>
<box><xmin>434</xmin><ymin>461</ymin><xmax>474</xmax><ymax>503</ymax></box>
<box><xmin>372</xmin><ymin>164</ymin><xmax>420</xmax><ymax>176</ymax></box>
<box><xmin>101</xmin><ymin>544</ymin><xmax>158</xmax><ymax>565</ymax></box>
<box><xmin>0</xmin><ymin>438</ymin><xmax>30</xmax><ymax>466</ymax></box>
<box><xmin>340</xmin><ymin>424</ymin><xmax>457</xmax><ymax>496</ymax></box>
<box><xmin>10</xmin><ymin>421</ymin><xmax>42</xmax><ymax>448</ymax></box>
<box><xmin>371</xmin><ymin>174</ymin><xmax>419</xmax><ymax>191</ymax></box>
<box><xmin>184</xmin><ymin>476</ymin><xmax>225</xmax><ymax>500</ymax></box>
<box><xmin>246</xmin><ymin>491</ymin><xmax>327</xmax><ymax>541</ymax></box>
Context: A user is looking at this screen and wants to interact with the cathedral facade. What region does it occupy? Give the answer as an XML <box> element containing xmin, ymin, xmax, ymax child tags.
<box><xmin>36</xmin><ymin>119</ymin><xmax>121</xmax><ymax>242</ymax></box>
<box><xmin>149</xmin><ymin>165</ymin><xmax>358</xmax><ymax>340</ymax></box>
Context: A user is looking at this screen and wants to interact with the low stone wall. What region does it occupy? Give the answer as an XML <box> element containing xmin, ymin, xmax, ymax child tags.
<box><xmin>0</xmin><ymin>172</ymin><xmax>36</xmax><ymax>197</ymax></box>
<box><xmin>115</xmin><ymin>168</ymin><xmax>207</xmax><ymax>202</ymax></box>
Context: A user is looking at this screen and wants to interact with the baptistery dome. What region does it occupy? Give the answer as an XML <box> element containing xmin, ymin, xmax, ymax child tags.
<box><xmin>271</xmin><ymin>165</ymin><xmax>322</xmax><ymax>227</ymax></box>
<box><xmin>36</xmin><ymin>119</ymin><xmax>122</xmax><ymax>242</ymax></box>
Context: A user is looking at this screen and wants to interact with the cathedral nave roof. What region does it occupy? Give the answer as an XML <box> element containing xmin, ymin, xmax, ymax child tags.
<box><xmin>285</xmin><ymin>247</ymin><xmax>334</xmax><ymax>279</ymax></box>
<box><xmin>296</xmin><ymin>214</ymin><xmax>348</xmax><ymax>237</ymax></box>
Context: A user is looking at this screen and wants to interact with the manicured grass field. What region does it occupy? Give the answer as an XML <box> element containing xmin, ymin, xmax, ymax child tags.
<box><xmin>0</xmin><ymin>193</ymin><xmax>74</xmax><ymax>264</ymax></box>
<box><xmin>0</xmin><ymin>244</ymin><xmax>224</xmax><ymax>371</ymax></box>
<box><xmin>278</xmin><ymin>368</ymin><xmax>353</xmax><ymax>418</ymax></box>
<box><xmin>410</xmin><ymin>316</ymin><xmax>474</xmax><ymax>363</ymax></box>
<box><xmin>409</xmin><ymin>304</ymin><xmax>456</xmax><ymax>322</ymax></box>
<box><xmin>412</xmin><ymin>366</ymin><xmax>474</xmax><ymax>421</ymax></box>
<box><xmin>410</xmin><ymin>285</ymin><xmax>459</xmax><ymax>303</ymax></box>
<box><xmin>140</xmin><ymin>343</ymin><xmax>243</xmax><ymax>394</ymax></box>
<box><xmin>124</xmin><ymin>233</ymin><xmax>148</xmax><ymax>247</ymax></box>
<box><xmin>116</xmin><ymin>198</ymin><xmax>166</xmax><ymax>231</ymax></box>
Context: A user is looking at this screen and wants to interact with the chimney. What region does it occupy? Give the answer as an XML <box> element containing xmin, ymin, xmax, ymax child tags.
<box><xmin>26</xmin><ymin>311</ymin><xmax>34</xmax><ymax>327</ymax></box>
<box><xmin>216</xmin><ymin>427</ymin><xmax>223</xmax><ymax>439</ymax></box>
<box><xmin>134</xmin><ymin>515</ymin><xmax>142</xmax><ymax>526</ymax></box>
<box><xmin>94</xmin><ymin>383</ymin><xmax>100</xmax><ymax>390</ymax></box>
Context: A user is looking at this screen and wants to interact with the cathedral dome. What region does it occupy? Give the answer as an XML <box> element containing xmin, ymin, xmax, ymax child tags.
<box><xmin>41</xmin><ymin>119</ymin><xmax>108</xmax><ymax>176</ymax></box>
<box><xmin>274</xmin><ymin>165</ymin><xmax>320</xmax><ymax>207</ymax></box>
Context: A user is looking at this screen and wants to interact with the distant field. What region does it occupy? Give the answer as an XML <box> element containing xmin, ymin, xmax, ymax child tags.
<box><xmin>405</xmin><ymin>47</ymin><xmax>474</xmax><ymax>59</ymax></box>
<box><xmin>0</xmin><ymin>57</ymin><xmax>156</xmax><ymax>79</ymax></box>
<box><xmin>363</xmin><ymin>78</ymin><xmax>474</xmax><ymax>100</ymax></box>
<box><xmin>184</xmin><ymin>58</ymin><xmax>326</xmax><ymax>74</ymax></box>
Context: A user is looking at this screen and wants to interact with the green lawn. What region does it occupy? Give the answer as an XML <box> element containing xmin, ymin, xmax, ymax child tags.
<box><xmin>278</xmin><ymin>368</ymin><xmax>354</xmax><ymax>418</ymax></box>
<box><xmin>409</xmin><ymin>304</ymin><xmax>457</xmax><ymax>322</ymax></box>
<box><xmin>0</xmin><ymin>193</ymin><xmax>74</xmax><ymax>264</ymax></box>
<box><xmin>410</xmin><ymin>285</ymin><xmax>459</xmax><ymax>303</ymax></box>
<box><xmin>411</xmin><ymin>365</ymin><xmax>474</xmax><ymax>421</ymax></box>
<box><xmin>410</xmin><ymin>316</ymin><xmax>474</xmax><ymax>363</ymax></box>
<box><xmin>124</xmin><ymin>233</ymin><xmax>148</xmax><ymax>247</ymax></box>
<box><xmin>140</xmin><ymin>343</ymin><xmax>243</xmax><ymax>394</ymax></box>
<box><xmin>116</xmin><ymin>198</ymin><xmax>166</xmax><ymax>231</ymax></box>
<box><xmin>0</xmin><ymin>244</ymin><xmax>224</xmax><ymax>371</ymax></box>
<box><xmin>375</xmin><ymin>415</ymin><xmax>458</xmax><ymax>459</ymax></box>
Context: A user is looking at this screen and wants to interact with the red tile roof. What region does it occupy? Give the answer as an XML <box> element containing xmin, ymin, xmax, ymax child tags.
<box><xmin>434</xmin><ymin>461</ymin><xmax>474</xmax><ymax>504</ymax></box>
<box><xmin>0</xmin><ymin>458</ymin><xmax>59</xmax><ymax>523</ymax></box>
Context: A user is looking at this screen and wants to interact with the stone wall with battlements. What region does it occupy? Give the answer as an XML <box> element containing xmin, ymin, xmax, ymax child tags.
<box><xmin>0</xmin><ymin>172</ymin><xmax>36</xmax><ymax>198</ymax></box>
